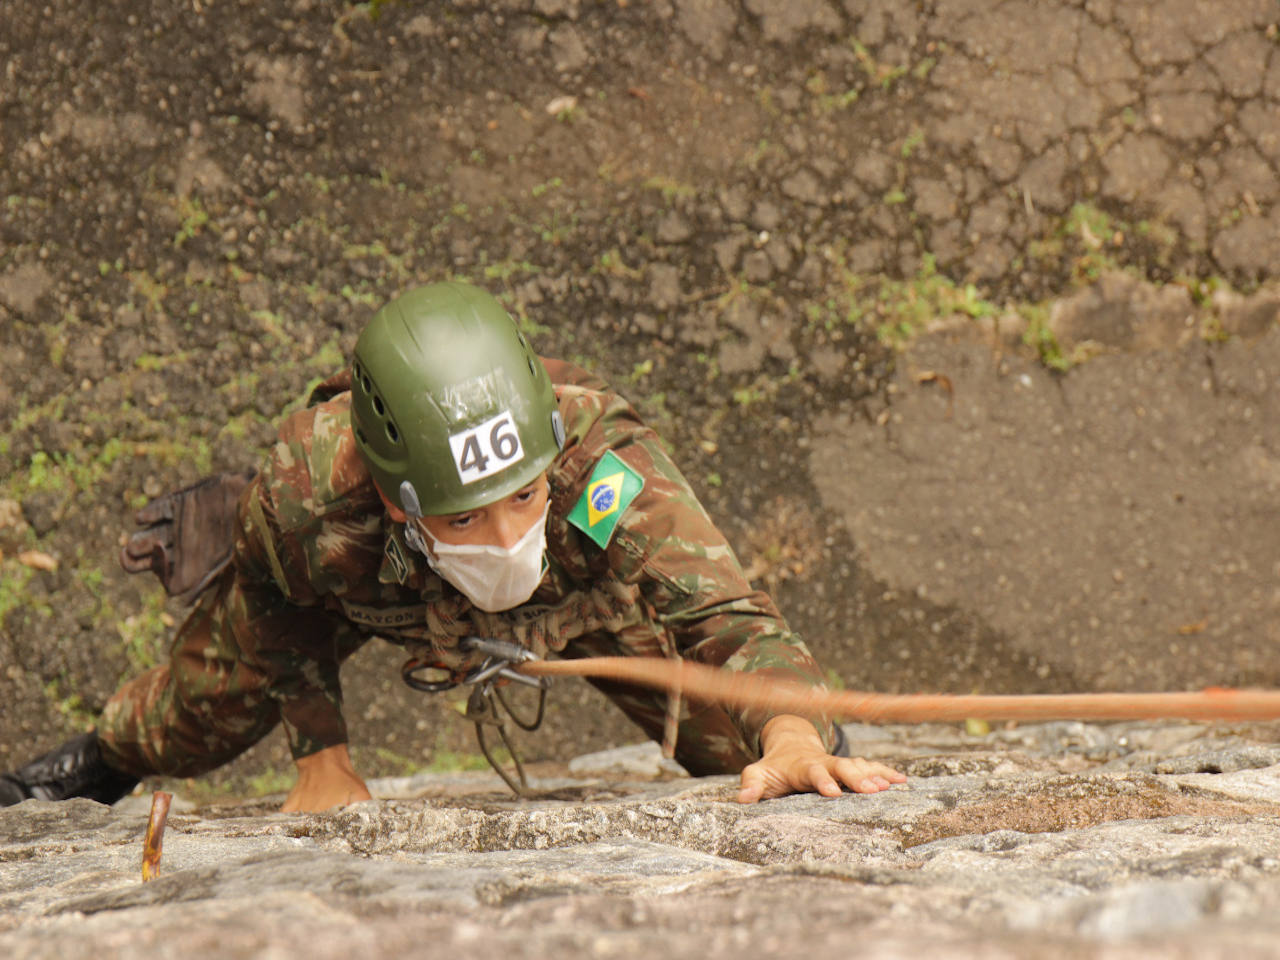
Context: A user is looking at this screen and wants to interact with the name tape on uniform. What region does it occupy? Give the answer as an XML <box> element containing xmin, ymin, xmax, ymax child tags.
<box><xmin>449</xmin><ymin>410</ymin><xmax>525</xmax><ymax>485</ymax></box>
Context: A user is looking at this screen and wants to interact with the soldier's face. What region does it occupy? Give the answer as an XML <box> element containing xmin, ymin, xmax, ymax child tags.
<box><xmin>417</xmin><ymin>474</ymin><xmax>550</xmax><ymax>551</ymax></box>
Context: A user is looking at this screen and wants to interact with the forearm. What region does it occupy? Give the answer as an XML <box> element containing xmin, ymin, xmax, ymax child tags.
<box><xmin>277</xmin><ymin>689</ymin><xmax>350</xmax><ymax>759</ymax></box>
<box><xmin>722</xmin><ymin>630</ymin><xmax>836</xmax><ymax>755</ymax></box>
<box><xmin>643</xmin><ymin>577</ymin><xmax>833</xmax><ymax>754</ymax></box>
<box><xmin>760</xmin><ymin>714</ymin><xmax>829</xmax><ymax>752</ymax></box>
<box><xmin>229</xmin><ymin>575</ymin><xmax>355</xmax><ymax>760</ymax></box>
<box><xmin>676</xmin><ymin>612</ymin><xmax>836</xmax><ymax>756</ymax></box>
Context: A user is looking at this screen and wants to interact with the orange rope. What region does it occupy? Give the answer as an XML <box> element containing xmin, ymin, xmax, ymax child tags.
<box><xmin>518</xmin><ymin>656</ymin><xmax>1280</xmax><ymax>724</ymax></box>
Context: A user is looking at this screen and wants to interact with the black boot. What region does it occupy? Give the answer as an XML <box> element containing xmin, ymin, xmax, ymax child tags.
<box><xmin>0</xmin><ymin>732</ymin><xmax>139</xmax><ymax>807</ymax></box>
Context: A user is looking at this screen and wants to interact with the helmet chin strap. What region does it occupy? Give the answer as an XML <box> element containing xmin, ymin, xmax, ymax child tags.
<box><xmin>399</xmin><ymin>480</ymin><xmax>431</xmax><ymax>557</ymax></box>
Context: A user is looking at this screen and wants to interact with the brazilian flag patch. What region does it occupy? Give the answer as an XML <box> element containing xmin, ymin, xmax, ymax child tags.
<box><xmin>567</xmin><ymin>450</ymin><xmax>644</xmax><ymax>549</ymax></box>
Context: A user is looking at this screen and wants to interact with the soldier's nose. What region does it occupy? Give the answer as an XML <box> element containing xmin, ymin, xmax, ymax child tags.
<box><xmin>490</xmin><ymin>508</ymin><xmax>528</xmax><ymax>551</ymax></box>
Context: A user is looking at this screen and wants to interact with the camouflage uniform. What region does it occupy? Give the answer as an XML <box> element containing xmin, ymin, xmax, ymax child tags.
<box><xmin>98</xmin><ymin>360</ymin><xmax>834</xmax><ymax>779</ymax></box>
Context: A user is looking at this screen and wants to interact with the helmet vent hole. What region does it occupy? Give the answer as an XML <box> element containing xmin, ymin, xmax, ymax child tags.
<box><xmin>361</xmin><ymin>375</ymin><xmax>372</xmax><ymax>394</ymax></box>
<box><xmin>353</xmin><ymin>361</ymin><xmax>363</xmax><ymax>381</ymax></box>
<box><xmin>355</xmin><ymin>426</ymin><xmax>367</xmax><ymax>445</ymax></box>
<box><xmin>527</xmin><ymin>355</ymin><xmax>537</xmax><ymax>376</ymax></box>
<box><xmin>373</xmin><ymin>394</ymin><xmax>385</xmax><ymax>416</ymax></box>
<box><xmin>386</xmin><ymin>421</ymin><xmax>400</xmax><ymax>443</ymax></box>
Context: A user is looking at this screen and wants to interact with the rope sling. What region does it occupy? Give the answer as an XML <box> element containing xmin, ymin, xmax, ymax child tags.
<box><xmin>404</xmin><ymin>637</ymin><xmax>1280</xmax><ymax>796</ymax></box>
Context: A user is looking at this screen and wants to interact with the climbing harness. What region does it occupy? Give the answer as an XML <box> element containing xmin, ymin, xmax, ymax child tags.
<box><xmin>401</xmin><ymin>636</ymin><xmax>550</xmax><ymax>796</ymax></box>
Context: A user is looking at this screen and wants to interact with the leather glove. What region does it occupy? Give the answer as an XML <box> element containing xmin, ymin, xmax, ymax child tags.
<box><xmin>119</xmin><ymin>468</ymin><xmax>257</xmax><ymax>602</ymax></box>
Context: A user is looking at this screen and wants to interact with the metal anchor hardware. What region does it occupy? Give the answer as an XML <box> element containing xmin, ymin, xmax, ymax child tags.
<box><xmin>401</xmin><ymin>636</ymin><xmax>550</xmax><ymax>796</ymax></box>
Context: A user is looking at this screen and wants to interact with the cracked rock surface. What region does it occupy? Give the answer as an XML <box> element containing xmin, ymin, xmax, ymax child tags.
<box><xmin>3</xmin><ymin>722</ymin><xmax>1280</xmax><ymax>959</ymax></box>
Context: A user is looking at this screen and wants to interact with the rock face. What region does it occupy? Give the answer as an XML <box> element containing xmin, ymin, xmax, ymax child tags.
<box><xmin>1</xmin><ymin>8</ymin><xmax>1279</xmax><ymax>955</ymax></box>
<box><xmin>4</xmin><ymin>722</ymin><xmax>1280</xmax><ymax>959</ymax></box>
<box><xmin>810</xmin><ymin>326</ymin><xmax>1280</xmax><ymax>696</ymax></box>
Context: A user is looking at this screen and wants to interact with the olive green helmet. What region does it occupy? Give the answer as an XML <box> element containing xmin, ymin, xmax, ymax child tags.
<box><xmin>350</xmin><ymin>283</ymin><xmax>564</xmax><ymax>518</ymax></box>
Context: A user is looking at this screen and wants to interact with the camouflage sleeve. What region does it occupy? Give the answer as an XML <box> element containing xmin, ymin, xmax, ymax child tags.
<box><xmin>562</xmin><ymin>389</ymin><xmax>835</xmax><ymax>756</ymax></box>
<box><xmin>229</xmin><ymin>434</ymin><xmax>362</xmax><ymax>761</ymax></box>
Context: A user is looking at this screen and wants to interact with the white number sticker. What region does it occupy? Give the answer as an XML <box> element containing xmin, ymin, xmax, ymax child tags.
<box><xmin>449</xmin><ymin>410</ymin><xmax>525</xmax><ymax>485</ymax></box>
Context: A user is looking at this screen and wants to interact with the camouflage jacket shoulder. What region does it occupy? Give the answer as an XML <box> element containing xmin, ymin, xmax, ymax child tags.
<box><xmin>234</xmin><ymin>379</ymin><xmax>384</xmax><ymax>606</ymax></box>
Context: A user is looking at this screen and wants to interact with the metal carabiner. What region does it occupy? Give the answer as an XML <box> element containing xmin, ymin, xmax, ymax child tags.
<box><xmin>401</xmin><ymin>636</ymin><xmax>549</xmax><ymax>693</ymax></box>
<box><xmin>401</xmin><ymin>636</ymin><xmax>551</xmax><ymax>797</ymax></box>
<box><xmin>401</xmin><ymin>658</ymin><xmax>466</xmax><ymax>693</ymax></box>
<box><xmin>457</xmin><ymin>636</ymin><xmax>550</xmax><ymax>689</ymax></box>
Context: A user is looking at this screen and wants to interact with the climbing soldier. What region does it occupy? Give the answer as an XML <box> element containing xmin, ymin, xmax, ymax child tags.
<box><xmin>0</xmin><ymin>282</ymin><xmax>905</xmax><ymax>812</ymax></box>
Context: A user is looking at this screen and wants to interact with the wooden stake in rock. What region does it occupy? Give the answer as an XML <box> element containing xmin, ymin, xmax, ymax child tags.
<box><xmin>141</xmin><ymin>791</ymin><xmax>173</xmax><ymax>883</ymax></box>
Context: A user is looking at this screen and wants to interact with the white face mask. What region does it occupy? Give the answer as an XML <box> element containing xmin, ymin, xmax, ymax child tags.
<box><xmin>413</xmin><ymin>504</ymin><xmax>549</xmax><ymax>612</ymax></box>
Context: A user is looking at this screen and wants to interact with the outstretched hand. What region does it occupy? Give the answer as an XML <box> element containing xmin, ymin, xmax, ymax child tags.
<box><xmin>737</xmin><ymin>714</ymin><xmax>907</xmax><ymax>804</ymax></box>
<box><xmin>281</xmin><ymin>742</ymin><xmax>373</xmax><ymax>812</ymax></box>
